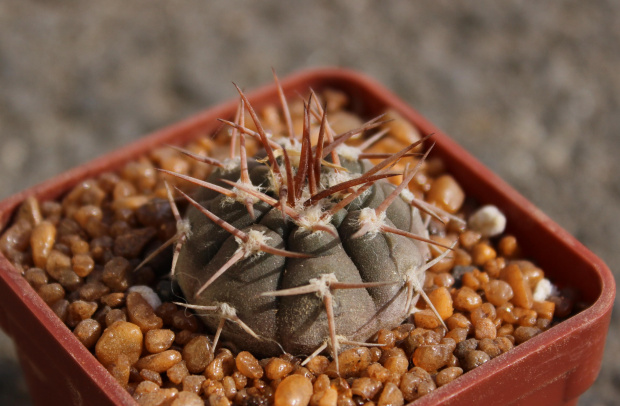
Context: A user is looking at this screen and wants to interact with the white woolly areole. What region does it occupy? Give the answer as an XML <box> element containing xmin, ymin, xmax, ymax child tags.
<box><xmin>309</xmin><ymin>273</ymin><xmax>338</xmax><ymax>299</ymax></box>
<box><xmin>177</xmin><ymin>219</ymin><xmax>192</xmax><ymax>238</ymax></box>
<box><xmin>295</xmin><ymin>202</ymin><xmax>332</xmax><ymax>232</ymax></box>
<box><xmin>230</xmin><ymin>180</ymin><xmax>261</xmax><ymax>204</ymax></box>
<box><xmin>335</xmin><ymin>144</ymin><xmax>362</xmax><ymax>161</ymax></box>
<box><xmin>128</xmin><ymin>285</ymin><xmax>162</xmax><ymax>310</ymax></box>
<box><xmin>279</xmin><ymin>138</ymin><xmax>302</xmax><ymax>167</ymax></box>
<box><xmin>221</xmin><ymin>157</ymin><xmax>241</xmax><ymax>173</ymax></box>
<box><xmin>324</xmin><ymin>170</ymin><xmax>358</xmax><ymax>190</ymax></box>
<box><xmin>218</xmin><ymin>302</ymin><xmax>238</xmax><ymax>317</ymax></box>
<box><xmin>399</xmin><ymin>188</ymin><xmax>415</xmax><ymax>204</ymax></box>
<box><xmin>357</xmin><ymin>207</ymin><xmax>386</xmax><ymax>235</ymax></box>
<box><xmin>533</xmin><ymin>278</ymin><xmax>558</xmax><ymax>302</ymax></box>
<box><xmin>468</xmin><ymin>205</ymin><xmax>507</xmax><ymax>238</ymax></box>
<box><xmin>264</xmin><ymin>167</ymin><xmax>284</xmax><ymax>195</ymax></box>
<box><xmin>298</xmin><ymin>187</ymin><xmax>313</xmax><ymax>207</ymax></box>
<box><xmin>235</xmin><ymin>229</ymin><xmax>270</xmax><ymax>258</ymax></box>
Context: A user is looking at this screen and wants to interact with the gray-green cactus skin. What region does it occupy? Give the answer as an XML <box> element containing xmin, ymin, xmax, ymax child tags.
<box><xmin>175</xmin><ymin>152</ymin><xmax>430</xmax><ymax>357</ymax></box>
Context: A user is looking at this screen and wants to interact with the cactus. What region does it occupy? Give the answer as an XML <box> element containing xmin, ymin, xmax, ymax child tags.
<box><xmin>157</xmin><ymin>78</ymin><xmax>453</xmax><ymax>363</ymax></box>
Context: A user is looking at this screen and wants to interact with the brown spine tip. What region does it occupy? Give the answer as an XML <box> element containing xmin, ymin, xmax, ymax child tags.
<box><xmin>233</xmin><ymin>83</ymin><xmax>282</xmax><ymax>177</ymax></box>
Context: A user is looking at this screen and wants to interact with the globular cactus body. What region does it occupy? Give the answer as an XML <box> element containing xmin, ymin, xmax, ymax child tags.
<box><xmin>166</xmin><ymin>81</ymin><xmax>443</xmax><ymax>359</ymax></box>
<box><xmin>176</xmin><ymin>157</ymin><xmax>427</xmax><ymax>357</ymax></box>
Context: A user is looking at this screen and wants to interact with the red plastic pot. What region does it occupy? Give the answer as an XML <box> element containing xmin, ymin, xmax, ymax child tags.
<box><xmin>0</xmin><ymin>68</ymin><xmax>614</xmax><ymax>406</ymax></box>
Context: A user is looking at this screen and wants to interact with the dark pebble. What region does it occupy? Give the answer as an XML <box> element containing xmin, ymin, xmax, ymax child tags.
<box><xmin>451</xmin><ymin>265</ymin><xmax>477</xmax><ymax>288</ymax></box>
<box><xmin>113</xmin><ymin>227</ymin><xmax>157</xmax><ymax>259</ymax></box>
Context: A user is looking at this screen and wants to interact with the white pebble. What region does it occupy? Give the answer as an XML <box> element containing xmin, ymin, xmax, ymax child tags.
<box><xmin>533</xmin><ymin>278</ymin><xmax>558</xmax><ymax>302</ymax></box>
<box><xmin>128</xmin><ymin>285</ymin><xmax>162</xmax><ymax>310</ymax></box>
<box><xmin>468</xmin><ymin>205</ymin><xmax>506</xmax><ymax>237</ymax></box>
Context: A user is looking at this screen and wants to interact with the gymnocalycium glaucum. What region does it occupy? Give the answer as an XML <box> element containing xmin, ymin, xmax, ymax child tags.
<box><xmin>155</xmin><ymin>77</ymin><xmax>453</xmax><ymax>368</ymax></box>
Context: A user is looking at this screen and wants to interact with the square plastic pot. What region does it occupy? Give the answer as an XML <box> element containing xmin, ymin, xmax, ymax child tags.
<box><xmin>0</xmin><ymin>68</ymin><xmax>614</xmax><ymax>406</ymax></box>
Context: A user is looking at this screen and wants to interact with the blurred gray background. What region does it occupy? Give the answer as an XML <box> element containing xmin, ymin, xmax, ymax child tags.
<box><xmin>1</xmin><ymin>1</ymin><xmax>618</xmax><ymax>405</ymax></box>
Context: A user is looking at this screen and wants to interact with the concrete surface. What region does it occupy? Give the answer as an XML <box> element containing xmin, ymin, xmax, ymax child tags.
<box><xmin>1</xmin><ymin>1</ymin><xmax>618</xmax><ymax>404</ymax></box>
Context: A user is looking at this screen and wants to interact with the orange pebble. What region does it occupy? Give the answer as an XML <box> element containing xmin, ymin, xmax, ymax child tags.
<box><xmin>484</xmin><ymin>280</ymin><xmax>514</xmax><ymax>306</ymax></box>
<box><xmin>453</xmin><ymin>287</ymin><xmax>482</xmax><ymax>312</ymax></box>
<box><xmin>265</xmin><ymin>358</ymin><xmax>294</xmax><ymax>381</ymax></box>
<box><xmin>426</xmin><ymin>175</ymin><xmax>465</xmax><ymax>214</ymax></box>
<box><xmin>96</xmin><ymin>321</ymin><xmax>143</xmax><ymax>366</ymax></box>
<box><xmin>274</xmin><ymin>375</ymin><xmax>313</xmax><ymax>406</ymax></box>
<box><xmin>414</xmin><ymin>309</ymin><xmax>442</xmax><ymax>329</ymax></box>
<box><xmin>135</xmin><ymin>350</ymin><xmax>182</xmax><ymax>373</ymax></box>
<box><xmin>30</xmin><ymin>221</ymin><xmax>56</xmax><ymax>269</ymax></box>
<box><xmin>498</xmin><ymin>235</ymin><xmax>520</xmax><ymax>258</ymax></box>
<box><xmin>501</xmin><ymin>264</ymin><xmax>534</xmax><ymax>309</ymax></box>
<box><xmin>532</xmin><ymin>300</ymin><xmax>556</xmax><ymax>320</ymax></box>
<box><xmin>471</xmin><ymin>242</ymin><xmax>497</xmax><ymax>267</ymax></box>
<box><xmin>427</xmin><ymin>287</ymin><xmax>454</xmax><ymax>320</ymax></box>
<box><xmin>235</xmin><ymin>351</ymin><xmax>263</xmax><ymax>380</ymax></box>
